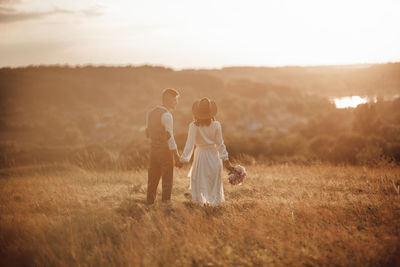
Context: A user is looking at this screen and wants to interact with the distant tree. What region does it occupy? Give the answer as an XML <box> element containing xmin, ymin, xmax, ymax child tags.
<box><xmin>308</xmin><ymin>135</ymin><xmax>335</xmax><ymax>161</ymax></box>
<box><xmin>331</xmin><ymin>134</ymin><xmax>366</xmax><ymax>164</ymax></box>
<box><xmin>356</xmin><ymin>144</ymin><xmax>385</xmax><ymax>166</ymax></box>
<box><xmin>353</xmin><ymin>103</ymin><xmax>382</xmax><ymax>136</ymax></box>
<box><xmin>386</xmin><ymin>142</ymin><xmax>400</xmax><ymax>163</ymax></box>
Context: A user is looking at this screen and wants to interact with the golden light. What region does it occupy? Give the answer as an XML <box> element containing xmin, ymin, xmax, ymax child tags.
<box><xmin>0</xmin><ymin>0</ymin><xmax>399</xmax><ymax>68</ymax></box>
<box><xmin>333</xmin><ymin>96</ymin><xmax>368</xmax><ymax>109</ymax></box>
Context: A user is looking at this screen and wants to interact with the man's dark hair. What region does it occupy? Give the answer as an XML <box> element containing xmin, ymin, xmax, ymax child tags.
<box><xmin>162</xmin><ymin>88</ymin><xmax>180</xmax><ymax>102</ymax></box>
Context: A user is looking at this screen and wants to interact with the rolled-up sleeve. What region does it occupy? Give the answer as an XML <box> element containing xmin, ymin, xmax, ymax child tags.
<box><xmin>161</xmin><ymin>112</ymin><xmax>177</xmax><ymax>151</ymax></box>
<box><xmin>215</xmin><ymin>121</ymin><xmax>229</xmax><ymax>160</ymax></box>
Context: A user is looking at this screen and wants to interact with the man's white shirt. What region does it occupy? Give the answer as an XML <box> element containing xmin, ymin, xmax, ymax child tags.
<box><xmin>146</xmin><ymin>105</ymin><xmax>177</xmax><ymax>151</ymax></box>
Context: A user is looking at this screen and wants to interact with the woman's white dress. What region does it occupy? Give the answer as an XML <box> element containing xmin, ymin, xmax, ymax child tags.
<box><xmin>180</xmin><ymin>121</ymin><xmax>228</xmax><ymax>206</ymax></box>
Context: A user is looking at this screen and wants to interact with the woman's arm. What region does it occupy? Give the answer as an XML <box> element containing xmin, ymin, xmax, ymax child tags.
<box><xmin>223</xmin><ymin>159</ymin><xmax>235</xmax><ymax>173</ymax></box>
<box><xmin>216</xmin><ymin>122</ymin><xmax>234</xmax><ymax>172</ymax></box>
<box><xmin>180</xmin><ymin>123</ymin><xmax>196</xmax><ymax>163</ymax></box>
<box><xmin>215</xmin><ymin>121</ymin><xmax>229</xmax><ymax>160</ymax></box>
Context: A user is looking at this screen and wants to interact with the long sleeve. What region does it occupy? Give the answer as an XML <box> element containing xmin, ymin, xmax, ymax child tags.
<box><xmin>215</xmin><ymin>121</ymin><xmax>229</xmax><ymax>160</ymax></box>
<box><xmin>180</xmin><ymin>123</ymin><xmax>197</xmax><ymax>163</ymax></box>
<box><xmin>161</xmin><ymin>111</ymin><xmax>177</xmax><ymax>151</ymax></box>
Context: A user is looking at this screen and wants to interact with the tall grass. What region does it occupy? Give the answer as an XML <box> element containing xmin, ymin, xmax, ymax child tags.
<box><xmin>0</xmin><ymin>163</ymin><xmax>399</xmax><ymax>266</ymax></box>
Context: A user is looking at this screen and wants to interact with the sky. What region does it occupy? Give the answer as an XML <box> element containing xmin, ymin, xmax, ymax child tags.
<box><xmin>1</xmin><ymin>0</ymin><xmax>400</xmax><ymax>69</ymax></box>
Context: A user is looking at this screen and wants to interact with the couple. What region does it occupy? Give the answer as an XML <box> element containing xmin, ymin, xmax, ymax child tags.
<box><xmin>145</xmin><ymin>88</ymin><xmax>234</xmax><ymax>206</ymax></box>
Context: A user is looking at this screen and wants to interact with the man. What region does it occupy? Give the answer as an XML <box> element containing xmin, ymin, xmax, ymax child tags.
<box><xmin>145</xmin><ymin>88</ymin><xmax>182</xmax><ymax>204</ymax></box>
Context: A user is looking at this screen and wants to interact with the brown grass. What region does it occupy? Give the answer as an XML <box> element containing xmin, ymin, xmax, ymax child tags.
<box><xmin>0</xmin><ymin>163</ymin><xmax>399</xmax><ymax>266</ymax></box>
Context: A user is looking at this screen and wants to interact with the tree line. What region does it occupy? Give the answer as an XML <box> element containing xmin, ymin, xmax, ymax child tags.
<box><xmin>0</xmin><ymin>64</ymin><xmax>399</xmax><ymax>169</ymax></box>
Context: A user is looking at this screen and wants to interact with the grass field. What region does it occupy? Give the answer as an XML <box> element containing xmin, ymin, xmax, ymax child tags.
<box><xmin>0</xmin><ymin>163</ymin><xmax>399</xmax><ymax>266</ymax></box>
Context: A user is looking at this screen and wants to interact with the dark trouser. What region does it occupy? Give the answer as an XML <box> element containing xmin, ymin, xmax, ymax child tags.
<box><xmin>147</xmin><ymin>146</ymin><xmax>174</xmax><ymax>204</ymax></box>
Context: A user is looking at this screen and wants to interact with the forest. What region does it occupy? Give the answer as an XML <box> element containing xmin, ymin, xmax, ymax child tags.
<box><xmin>0</xmin><ymin>63</ymin><xmax>399</xmax><ymax>170</ymax></box>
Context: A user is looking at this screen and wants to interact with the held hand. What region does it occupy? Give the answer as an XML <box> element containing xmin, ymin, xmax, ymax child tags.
<box><xmin>223</xmin><ymin>159</ymin><xmax>235</xmax><ymax>173</ymax></box>
<box><xmin>173</xmin><ymin>150</ymin><xmax>183</xmax><ymax>168</ymax></box>
<box><xmin>175</xmin><ymin>160</ymin><xmax>183</xmax><ymax>168</ymax></box>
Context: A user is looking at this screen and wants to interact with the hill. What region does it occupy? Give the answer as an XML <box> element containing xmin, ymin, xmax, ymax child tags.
<box><xmin>0</xmin><ymin>63</ymin><xmax>399</xmax><ymax>169</ymax></box>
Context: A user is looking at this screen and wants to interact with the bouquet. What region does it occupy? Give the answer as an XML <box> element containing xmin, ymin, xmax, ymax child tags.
<box><xmin>228</xmin><ymin>165</ymin><xmax>247</xmax><ymax>185</ymax></box>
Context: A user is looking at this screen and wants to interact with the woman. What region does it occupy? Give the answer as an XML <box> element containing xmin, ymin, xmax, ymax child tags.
<box><xmin>180</xmin><ymin>98</ymin><xmax>234</xmax><ymax>206</ymax></box>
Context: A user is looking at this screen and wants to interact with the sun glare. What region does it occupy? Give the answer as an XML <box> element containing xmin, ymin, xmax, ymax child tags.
<box><xmin>334</xmin><ymin>96</ymin><xmax>368</xmax><ymax>109</ymax></box>
<box><xmin>0</xmin><ymin>0</ymin><xmax>400</xmax><ymax>68</ymax></box>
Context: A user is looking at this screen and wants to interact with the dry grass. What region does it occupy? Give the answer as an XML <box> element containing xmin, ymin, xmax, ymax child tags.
<box><xmin>0</xmin><ymin>163</ymin><xmax>399</xmax><ymax>266</ymax></box>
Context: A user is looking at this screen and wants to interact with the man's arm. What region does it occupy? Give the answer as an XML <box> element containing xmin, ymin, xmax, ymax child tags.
<box><xmin>161</xmin><ymin>112</ymin><xmax>182</xmax><ymax>167</ymax></box>
<box><xmin>161</xmin><ymin>112</ymin><xmax>177</xmax><ymax>150</ymax></box>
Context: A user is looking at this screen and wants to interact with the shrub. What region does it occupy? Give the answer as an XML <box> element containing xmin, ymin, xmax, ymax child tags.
<box><xmin>356</xmin><ymin>144</ymin><xmax>385</xmax><ymax>166</ymax></box>
<box><xmin>308</xmin><ymin>135</ymin><xmax>335</xmax><ymax>161</ymax></box>
<box><xmin>331</xmin><ymin>134</ymin><xmax>367</xmax><ymax>164</ymax></box>
<box><xmin>117</xmin><ymin>141</ymin><xmax>150</xmax><ymax>170</ymax></box>
<box><xmin>386</xmin><ymin>142</ymin><xmax>400</xmax><ymax>163</ymax></box>
<box><xmin>68</xmin><ymin>144</ymin><xmax>114</xmax><ymax>170</ymax></box>
<box><xmin>231</xmin><ymin>153</ymin><xmax>256</xmax><ymax>166</ymax></box>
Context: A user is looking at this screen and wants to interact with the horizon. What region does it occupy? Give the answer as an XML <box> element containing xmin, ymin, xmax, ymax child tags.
<box><xmin>1</xmin><ymin>61</ymin><xmax>398</xmax><ymax>71</ymax></box>
<box><xmin>1</xmin><ymin>0</ymin><xmax>400</xmax><ymax>69</ymax></box>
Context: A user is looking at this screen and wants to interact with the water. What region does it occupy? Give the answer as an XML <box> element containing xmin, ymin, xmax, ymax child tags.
<box><xmin>333</xmin><ymin>96</ymin><xmax>368</xmax><ymax>108</ymax></box>
<box><xmin>332</xmin><ymin>94</ymin><xmax>400</xmax><ymax>108</ymax></box>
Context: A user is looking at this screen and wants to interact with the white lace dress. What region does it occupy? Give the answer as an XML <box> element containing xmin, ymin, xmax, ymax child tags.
<box><xmin>180</xmin><ymin>121</ymin><xmax>229</xmax><ymax>206</ymax></box>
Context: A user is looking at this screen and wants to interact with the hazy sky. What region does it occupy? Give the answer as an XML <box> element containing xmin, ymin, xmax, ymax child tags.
<box><xmin>1</xmin><ymin>0</ymin><xmax>400</xmax><ymax>69</ymax></box>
